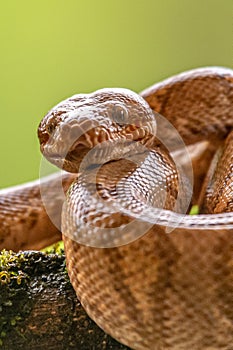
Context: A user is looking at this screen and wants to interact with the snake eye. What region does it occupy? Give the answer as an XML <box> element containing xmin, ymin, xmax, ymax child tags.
<box><xmin>111</xmin><ymin>105</ymin><xmax>128</xmax><ymax>127</ymax></box>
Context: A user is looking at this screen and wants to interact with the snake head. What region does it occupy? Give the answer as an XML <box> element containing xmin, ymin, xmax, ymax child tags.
<box><xmin>38</xmin><ymin>88</ymin><xmax>157</xmax><ymax>173</ymax></box>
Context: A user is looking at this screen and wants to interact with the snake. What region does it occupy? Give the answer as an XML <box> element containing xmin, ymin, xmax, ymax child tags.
<box><xmin>0</xmin><ymin>67</ymin><xmax>233</xmax><ymax>350</ymax></box>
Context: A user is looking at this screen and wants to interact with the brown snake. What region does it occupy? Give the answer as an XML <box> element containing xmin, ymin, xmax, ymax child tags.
<box><xmin>0</xmin><ymin>67</ymin><xmax>233</xmax><ymax>349</ymax></box>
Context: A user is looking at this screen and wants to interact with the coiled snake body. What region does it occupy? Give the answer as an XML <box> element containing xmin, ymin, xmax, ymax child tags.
<box><xmin>0</xmin><ymin>67</ymin><xmax>233</xmax><ymax>349</ymax></box>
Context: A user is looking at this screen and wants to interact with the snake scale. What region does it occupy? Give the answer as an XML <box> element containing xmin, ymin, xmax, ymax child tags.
<box><xmin>0</xmin><ymin>67</ymin><xmax>233</xmax><ymax>349</ymax></box>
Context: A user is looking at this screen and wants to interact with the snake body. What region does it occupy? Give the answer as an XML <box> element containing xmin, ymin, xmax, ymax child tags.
<box><xmin>1</xmin><ymin>67</ymin><xmax>233</xmax><ymax>349</ymax></box>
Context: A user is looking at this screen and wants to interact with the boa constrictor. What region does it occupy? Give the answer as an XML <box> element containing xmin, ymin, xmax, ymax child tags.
<box><xmin>0</xmin><ymin>67</ymin><xmax>233</xmax><ymax>350</ymax></box>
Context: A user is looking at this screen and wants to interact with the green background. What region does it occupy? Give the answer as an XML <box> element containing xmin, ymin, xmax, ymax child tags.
<box><xmin>0</xmin><ymin>0</ymin><xmax>232</xmax><ymax>188</ymax></box>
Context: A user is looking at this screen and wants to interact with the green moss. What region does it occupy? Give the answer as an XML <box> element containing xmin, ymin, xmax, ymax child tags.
<box><xmin>0</xmin><ymin>250</ymin><xmax>31</xmax><ymax>346</ymax></box>
<box><xmin>0</xmin><ymin>250</ymin><xmax>28</xmax><ymax>286</ymax></box>
<box><xmin>41</xmin><ymin>240</ymin><xmax>64</xmax><ymax>255</ymax></box>
<box><xmin>189</xmin><ymin>205</ymin><xmax>199</xmax><ymax>215</ymax></box>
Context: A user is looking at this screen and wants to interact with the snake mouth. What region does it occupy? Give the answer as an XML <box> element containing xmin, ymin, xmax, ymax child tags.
<box><xmin>40</xmin><ymin>125</ymin><xmax>156</xmax><ymax>174</ymax></box>
<box><xmin>42</xmin><ymin>153</ymin><xmax>81</xmax><ymax>173</ymax></box>
<box><xmin>41</xmin><ymin>142</ymin><xmax>90</xmax><ymax>173</ymax></box>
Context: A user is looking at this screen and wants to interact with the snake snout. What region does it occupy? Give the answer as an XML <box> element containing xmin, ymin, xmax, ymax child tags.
<box><xmin>38</xmin><ymin>124</ymin><xmax>50</xmax><ymax>148</ymax></box>
<box><xmin>38</xmin><ymin>111</ymin><xmax>62</xmax><ymax>150</ymax></box>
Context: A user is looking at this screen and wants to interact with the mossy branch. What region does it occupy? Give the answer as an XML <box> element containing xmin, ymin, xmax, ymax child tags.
<box><xmin>0</xmin><ymin>250</ymin><xmax>129</xmax><ymax>350</ymax></box>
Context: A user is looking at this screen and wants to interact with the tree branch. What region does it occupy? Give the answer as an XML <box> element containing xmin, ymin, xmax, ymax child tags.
<box><xmin>0</xmin><ymin>250</ymin><xmax>130</xmax><ymax>350</ymax></box>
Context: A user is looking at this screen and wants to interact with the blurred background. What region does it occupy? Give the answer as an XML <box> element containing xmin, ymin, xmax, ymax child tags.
<box><xmin>0</xmin><ymin>0</ymin><xmax>232</xmax><ymax>188</ymax></box>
